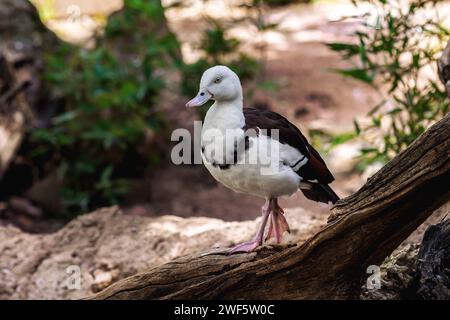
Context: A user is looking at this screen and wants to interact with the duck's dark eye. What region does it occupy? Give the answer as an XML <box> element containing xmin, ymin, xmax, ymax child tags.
<box><xmin>214</xmin><ymin>78</ymin><xmax>221</xmax><ymax>84</ymax></box>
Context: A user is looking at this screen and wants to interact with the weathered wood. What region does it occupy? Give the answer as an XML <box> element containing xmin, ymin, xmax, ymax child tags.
<box><xmin>0</xmin><ymin>0</ymin><xmax>58</xmax><ymax>179</ymax></box>
<box><xmin>413</xmin><ymin>219</ymin><xmax>450</xmax><ymax>299</ymax></box>
<box><xmin>0</xmin><ymin>50</ymin><xmax>34</xmax><ymax>179</ymax></box>
<box><xmin>92</xmin><ymin>113</ymin><xmax>450</xmax><ymax>300</ymax></box>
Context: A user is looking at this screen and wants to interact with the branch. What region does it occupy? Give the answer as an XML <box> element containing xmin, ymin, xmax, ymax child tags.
<box><xmin>0</xmin><ymin>80</ymin><xmax>31</xmax><ymax>105</ymax></box>
<box><xmin>91</xmin><ymin>113</ymin><xmax>450</xmax><ymax>300</ymax></box>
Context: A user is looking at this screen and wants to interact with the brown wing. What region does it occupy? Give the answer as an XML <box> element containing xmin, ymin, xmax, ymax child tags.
<box><xmin>243</xmin><ymin>108</ymin><xmax>335</xmax><ymax>184</ymax></box>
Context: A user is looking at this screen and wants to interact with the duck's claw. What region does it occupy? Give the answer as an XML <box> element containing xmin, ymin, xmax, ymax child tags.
<box><xmin>229</xmin><ymin>240</ymin><xmax>261</xmax><ymax>254</ymax></box>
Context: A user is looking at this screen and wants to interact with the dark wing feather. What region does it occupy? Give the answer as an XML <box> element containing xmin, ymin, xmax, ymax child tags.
<box><xmin>243</xmin><ymin>108</ymin><xmax>335</xmax><ymax>184</ymax></box>
<box><xmin>300</xmin><ymin>181</ymin><xmax>340</xmax><ymax>204</ymax></box>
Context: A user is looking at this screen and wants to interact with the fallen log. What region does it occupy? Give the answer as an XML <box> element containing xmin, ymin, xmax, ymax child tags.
<box><xmin>413</xmin><ymin>219</ymin><xmax>450</xmax><ymax>299</ymax></box>
<box><xmin>92</xmin><ymin>113</ymin><xmax>450</xmax><ymax>300</ymax></box>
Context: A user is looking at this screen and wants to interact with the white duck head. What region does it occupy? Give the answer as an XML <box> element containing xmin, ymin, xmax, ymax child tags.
<box><xmin>186</xmin><ymin>65</ymin><xmax>243</xmax><ymax>108</ymax></box>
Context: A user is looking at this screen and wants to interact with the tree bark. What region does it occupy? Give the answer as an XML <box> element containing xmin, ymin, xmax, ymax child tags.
<box><xmin>91</xmin><ymin>113</ymin><xmax>450</xmax><ymax>300</ymax></box>
<box><xmin>413</xmin><ymin>219</ymin><xmax>450</xmax><ymax>299</ymax></box>
<box><xmin>0</xmin><ymin>49</ymin><xmax>34</xmax><ymax>179</ymax></box>
<box><xmin>0</xmin><ymin>0</ymin><xmax>58</xmax><ymax>179</ymax></box>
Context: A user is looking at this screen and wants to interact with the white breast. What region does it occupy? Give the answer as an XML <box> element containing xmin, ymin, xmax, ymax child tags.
<box><xmin>202</xmin><ymin>133</ymin><xmax>307</xmax><ymax>199</ymax></box>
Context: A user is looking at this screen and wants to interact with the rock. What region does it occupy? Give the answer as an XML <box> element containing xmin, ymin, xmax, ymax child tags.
<box><xmin>0</xmin><ymin>205</ymin><xmax>327</xmax><ymax>299</ymax></box>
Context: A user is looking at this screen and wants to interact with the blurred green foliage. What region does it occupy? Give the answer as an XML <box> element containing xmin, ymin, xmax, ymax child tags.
<box><xmin>327</xmin><ymin>0</ymin><xmax>449</xmax><ymax>167</ymax></box>
<box><xmin>180</xmin><ymin>20</ymin><xmax>259</xmax><ymax>116</ymax></box>
<box><xmin>29</xmin><ymin>0</ymin><xmax>181</xmax><ymax>216</ymax></box>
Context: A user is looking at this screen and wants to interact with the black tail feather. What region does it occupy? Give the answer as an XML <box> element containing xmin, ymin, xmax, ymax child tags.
<box><xmin>300</xmin><ymin>182</ymin><xmax>340</xmax><ymax>204</ymax></box>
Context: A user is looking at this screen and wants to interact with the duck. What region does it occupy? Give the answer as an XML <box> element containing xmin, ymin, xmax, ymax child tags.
<box><xmin>186</xmin><ymin>65</ymin><xmax>339</xmax><ymax>253</ymax></box>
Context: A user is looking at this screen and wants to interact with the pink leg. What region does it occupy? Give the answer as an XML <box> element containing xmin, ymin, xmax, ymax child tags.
<box><xmin>266</xmin><ymin>198</ymin><xmax>290</xmax><ymax>244</ymax></box>
<box><xmin>266</xmin><ymin>218</ymin><xmax>274</xmax><ymax>242</ymax></box>
<box><xmin>229</xmin><ymin>199</ymin><xmax>272</xmax><ymax>253</ymax></box>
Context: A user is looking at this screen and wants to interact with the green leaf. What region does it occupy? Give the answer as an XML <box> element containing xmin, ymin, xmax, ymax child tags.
<box><xmin>257</xmin><ymin>81</ymin><xmax>280</xmax><ymax>92</ymax></box>
<box><xmin>330</xmin><ymin>132</ymin><xmax>356</xmax><ymax>146</ymax></box>
<box><xmin>326</xmin><ymin>43</ymin><xmax>360</xmax><ymax>58</ymax></box>
<box><xmin>52</xmin><ymin>110</ymin><xmax>79</xmax><ymax>125</ymax></box>
<box><xmin>387</xmin><ymin>108</ymin><xmax>402</xmax><ymax>115</ymax></box>
<box><xmin>367</xmin><ymin>100</ymin><xmax>387</xmax><ymax>116</ymax></box>
<box><xmin>353</xmin><ymin>119</ymin><xmax>361</xmax><ymax>135</ymax></box>
<box><xmin>333</xmin><ymin>68</ymin><xmax>374</xmax><ymax>84</ymax></box>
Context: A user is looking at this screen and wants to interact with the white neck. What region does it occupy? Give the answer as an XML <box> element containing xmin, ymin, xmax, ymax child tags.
<box><xmin>203</xmin><ymin>98</ymin><xmax>245</xmax><ymax>131</ymax></box>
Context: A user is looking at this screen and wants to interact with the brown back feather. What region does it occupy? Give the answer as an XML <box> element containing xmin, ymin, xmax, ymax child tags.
<box><xmin>243</xmin><ymin>108</ymin><xmax>334</xmax><ymax>184</ymax></box>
